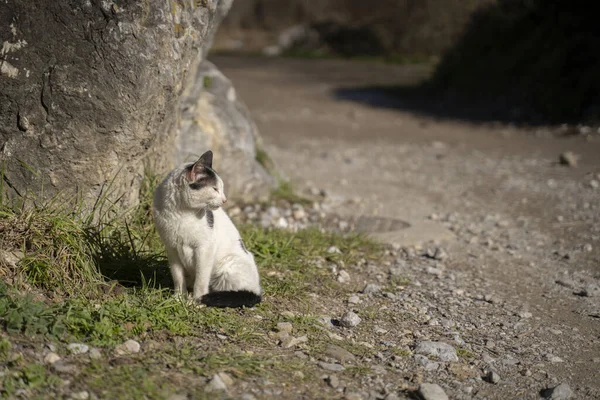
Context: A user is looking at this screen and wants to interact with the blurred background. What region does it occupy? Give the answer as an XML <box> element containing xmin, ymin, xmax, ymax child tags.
<box><xmin>212</xmin><ymin>0</ymin><xmax>600</xmax><ymax>125</ymax></box>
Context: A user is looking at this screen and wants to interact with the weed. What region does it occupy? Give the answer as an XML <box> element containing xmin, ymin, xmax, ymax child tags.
<box><xmin>457</xmin><ymin>348</ymin><xmax>474</xmax><ymax>360</ymax></box>
<box><xmin>270</xmin><ymin>180</ymin><xmax>311</xmax><ymax>205</ymax></box>
<box><xmin>203</xmin><ymin>75</ymin><xmax>213</xmax><ymax>89</ymax></box>
<box><xmin>392</xmin><ymin>347</ymin><xmax>412</xmax><ymax>357</ymax></box>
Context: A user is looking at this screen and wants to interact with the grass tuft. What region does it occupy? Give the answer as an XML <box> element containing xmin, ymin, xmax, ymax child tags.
<box><xmin>270</xmin><ymin>180</ymin><xmax>312</xmax><ymax>205</ymax></box>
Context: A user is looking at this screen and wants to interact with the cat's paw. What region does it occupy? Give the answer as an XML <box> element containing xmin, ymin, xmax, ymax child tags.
<box><xmin>190</xmin><ymin>297</ymin><xmax>206</xmax><ymax>309</ymax></box>
<box><xmin>173</xmin><ymin>292</ymin><xmax>192</xmax><ymax>303</ymax></box>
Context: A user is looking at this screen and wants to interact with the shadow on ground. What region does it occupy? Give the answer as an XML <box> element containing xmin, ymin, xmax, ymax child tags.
<box><xmin>87</xmin><ymin>229</ymin><xmax>171</xmax><ymax>289</ymax></box>
<box><xmin>334</xmin><ymin>1</ymin><xmax>600</xmax><ymax>126</ymax></box>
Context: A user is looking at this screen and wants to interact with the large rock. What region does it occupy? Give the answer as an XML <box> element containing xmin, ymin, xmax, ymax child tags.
<box><xmin>176</xmin><ymin>60</ymin><xmax>274</xmax><ymax>202</ymax></box>
<box><xmin>0</xmin><ymin>0</ymin><xmax>271</xmax><ymax>206</ymax></box>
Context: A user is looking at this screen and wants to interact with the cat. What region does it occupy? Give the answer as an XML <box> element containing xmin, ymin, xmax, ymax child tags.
<box><xmin>152</xmin><ymin>150</ymin><xmax>262</xmax><ymax>308</ymax></box>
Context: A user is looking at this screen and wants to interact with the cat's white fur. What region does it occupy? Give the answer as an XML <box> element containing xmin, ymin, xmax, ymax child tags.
<box><xmin>152</xmin><ymin>151</ymin><xmax>261</xmax><ymax>303</ymax></box>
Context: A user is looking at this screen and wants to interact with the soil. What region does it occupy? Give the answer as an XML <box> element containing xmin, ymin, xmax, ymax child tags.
<box><xmin>215</xmin><ymin>55</ymin><xmax>600</xmax><ymax>399</ymax></box>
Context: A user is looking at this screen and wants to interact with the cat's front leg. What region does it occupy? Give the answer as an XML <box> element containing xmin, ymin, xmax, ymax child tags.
<box><xmin>192</xmin><ymin>247</ymin><xmax>213</xmax><ymax>300</ymax></box>
<box><xmin>166</xmin><ymin>248</ymin><xmax>186</xmax><ymax>295</ymax></box>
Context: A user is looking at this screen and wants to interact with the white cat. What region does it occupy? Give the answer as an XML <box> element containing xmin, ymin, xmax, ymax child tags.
<box><xmin>152</xmin><ymin>150</ymin><xmax>262</xmax><ymax>308</ymax></box>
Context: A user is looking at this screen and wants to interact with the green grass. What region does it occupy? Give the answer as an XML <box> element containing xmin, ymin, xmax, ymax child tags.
<box><xmin>456</xmin><ymin>348</ymin><xmax>475</xmax><ymax>360</ymax></box>
<box><xmin>0</xmin><ymin>169</ymin><xmax>383</xmax><ymax>399</ymax></box>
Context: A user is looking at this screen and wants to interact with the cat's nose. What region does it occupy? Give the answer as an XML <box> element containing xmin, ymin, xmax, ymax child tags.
<box><xmin>222</xmin><ymin>197</ymin><xmax>227</xmax><ymax>204</ymax></box>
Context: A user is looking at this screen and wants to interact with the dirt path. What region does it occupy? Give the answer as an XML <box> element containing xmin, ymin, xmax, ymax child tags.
<box><xmin>215</xmin><ymin>56</ymin><xmax>600</xmax><ymax>398</ymax></box>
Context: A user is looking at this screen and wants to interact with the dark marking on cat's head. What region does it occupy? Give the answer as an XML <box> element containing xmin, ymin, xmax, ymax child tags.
<box><xmin>239</xmin><ymin>238</ymin><xmax>249</xmax><ymax>254</ymax></box>
<box><xmin>187</xmin><ymin>162</ymin><xmax>218</xmax><ymax>190</ymax></box>
<box><xmin>188</xmin><ymin>170</ymin><xmax>217</xmax><ymax>190</ymax></box>
<box><xmin>206</xmin><ymin>209</ymin><xmax>214</xmax><ymax>228</ymax></box>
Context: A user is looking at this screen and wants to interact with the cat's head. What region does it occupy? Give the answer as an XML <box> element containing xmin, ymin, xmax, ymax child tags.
<box><xmin>180</xmin><ymin>150</ymin><xmax>227</xmax><ymax>211</ymax></box>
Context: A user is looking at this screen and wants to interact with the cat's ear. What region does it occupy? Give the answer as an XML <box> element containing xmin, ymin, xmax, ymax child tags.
<box><xmin>186</xmin><ymin>151</ymin><xmax>213</xmax><ymax>182</ymax></box>
<box><xmin>197</xmin><ymin>151</ymin><xmax>213</xmax><ymax>169</ymax></box>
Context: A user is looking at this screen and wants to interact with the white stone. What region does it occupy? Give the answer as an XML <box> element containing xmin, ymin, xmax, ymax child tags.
<box><xmin>67</xmin><ymin>343</ymin><xmax>89</xmax><ymax>355</ymax></box>
<box><xmin>340</xmin><ymin>311</ymin><xmax>361</xmax><ymax>328</ymax></box>
<box><xmin>114</xmin><ymin>339</ymin><xmax>141</xmax><ymax>355</ymax></box>
<box><xmin>44</xmin><ymin>352</ymin><xmax>61</xmax><ymax>364</ymax></box>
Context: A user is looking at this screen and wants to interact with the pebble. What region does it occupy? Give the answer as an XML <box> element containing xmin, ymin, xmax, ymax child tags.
<box><xmin>542</xmin><ymin>383</ymin><xmax>573</xmax><ymax>399</ymax></box>
<box><xmin>318</xmin><ymin>361</ymin><xmax>345</xmax><ymax>372</ymax></box>
<box><xmin>327</xmin><ymin>246</ymin><xmax>342</xmax><ymax>254</ymax></box>
<box><xmin>325</xmin><ymin>374</ymin><xmax>339</xmax><ymax>388</ymax></box>
<box><xmin>581</xmin><ymin>284</ymin><xmax>599</xmax><ymax>297</ymax></box>
<box><xmin>316</xmin><ymin>316</ymin><xmax>334</xmax><ymax>328</ymax></box>
<box><xmin>340</xmin><ymin>311</ymin><xmax>361</xmax><ymax>328</ymax></box>
<box><xmin>559</xmin><ymin>152</ymin><xmax>579</xmax><ymax>167</ymax></box>
<box><xmin>518</xmin><ymin>311</ymin><xmax>533</xmax><ymax>319</ymax></box>
<box><xmin>486</xmin><ymin>370</ymin><xmax>501</xmax><ymax>384</ymax></box>
<box><xmin>414</xmin><ymin>341</ymin><xmax>459</xmax><ymax>362</ymax></box>
<box><xmin>482</xmin><ymin>353</ymin><xmax>495</xmax><ymax>364</ymax></box>
<box><xmin>544</xmin><ymin>353</ymin><xmax>564</xmax><ymax>363</ymax></box>
<box><xmin>67</xmin><ymin>343</ymin><xmax>89</xmax><ymax>355</ymax></box>
<box><xmin>324</xmin><ymin>344</ymin><xmax>356</xmax><ymax>363</ymax></box>
<box><xmin>362</xmin><ymin>283</ymin><xmax>381</xmax><ymax>294</ymax></box>
<box><xmin>418</xmin><ymin>383</ymin><xmax>449</xmax><ymax>400</ymax></box>
<box><xmin>432</xmin><ymin>247</ymin><xmax>448</xmax><ymax>260</ymax></box>
<box><xmin>114</xmin><ymin>339</ymin><xmax>141</xmax><ymax>355</ymax></box>
<box><xmin>276</xmin><ymin>217</ymin><xmax>288</xmax><ymax>228</ymax></box>
<box><xmin>281</xmin><ymin>335</ymin><xmax>308</xmax><ymax>348</ymax></box>
<box><xmin>167</xmin><ymin>395</ymin><xmax>188</xmax><ymax>400</ymax></box>
<box><xmin>344</xmin><ymin>393</ymin><xmax>363</xmax><ymax>400</ymax></box>
<box><xmin>293</xmin><ymin>371</ymin><xmax>304</xmax><ymax>379</ymax></box>
<box><xmin>426</xmin><ymin>266</ymin><xmax>443</xmax><ymax>276</ymax></box>
<box><xmin>337</xmin><ymin>270</ymin><xmax>351</xmax><ymax>283</ymax></box>
<box><xmin>348</xmin><ymin>295</ymin><xmax>360</xmax><ymax>304</ymax></box>
<box><xmin>556</xmin><ymin>279</ymin><xmax>576</xmax><ymax>289</ymax></box>
<box><xmin>590</xmin><ymin>180</ymin><xmax>599</xmax><ymax>189</ymax></box>
<box><xmin>414</xmin><ymin>354</ymin><xmax>439</xmax><ymax>371</ymax></box>
<box><xmin>218</xmin><ymin>372</ymin><xmax>233</xmax><ymax>386</ymax></box>
<box><xmin>276</xmin><ymin>322</ymin><xmax>293</xmax><ymax>333</ymax></box>
<box><xmin>70</xmin><ymin>391</ymin><xmax>89</xmax><ymax>400</ymax></box>
<box><xmin>44</xmin><ymin>352</ymin><xmax>61</xmax><ymax>364</ymax></box>
<box><xmin>52</xmin><ymin>361</ymin><xmax>79</xmax><ymax>374</ymax></box>
<box><xmin>88</xmin><ymin>348</ymin><xmax>101</xmax><ymax>360</ymax></box>
<box><xmin>205</xmin><ymin>374</ymin><xmax>227</xmax><ymax>392</ymax></box>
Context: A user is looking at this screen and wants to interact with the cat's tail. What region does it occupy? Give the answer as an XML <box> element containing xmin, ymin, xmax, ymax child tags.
<box><xmin>200</xmin><ymin>290</ymin><xmax>262</xmax><ymax>308</ymax></box>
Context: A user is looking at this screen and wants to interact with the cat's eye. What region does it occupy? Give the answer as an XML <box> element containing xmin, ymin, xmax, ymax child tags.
<box><xmin>213</xmin><ymin>187</ymin><xmax>219</xmax><ymax>193</ymax></box>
